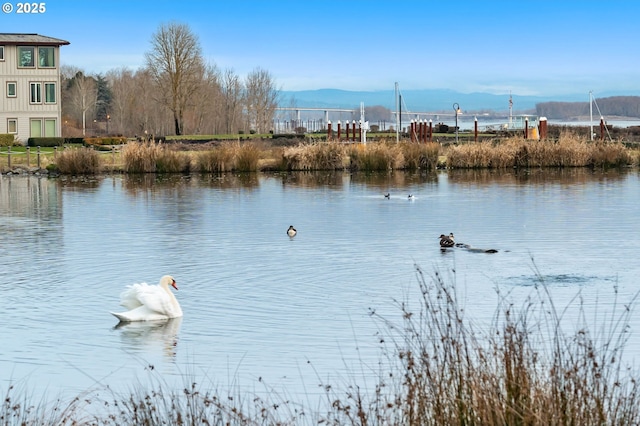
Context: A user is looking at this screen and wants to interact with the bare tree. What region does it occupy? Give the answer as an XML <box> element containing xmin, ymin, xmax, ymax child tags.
<box><xmin>220</xmin><ymin>68</ymin><xmax>244</xmax><ymax>134</ymax></box>
<box><xmin>62</xmin><ymin>66</ymin><xmax>97</xmax><ymax>136</ymax></box>
<box><xmin>145</xmin><ymin>22</ymin><xmax>205</xmax><ymax>135</ymax></box>
<box><xmin>244</xmin><ymin>67</ymin><xmax>279</xmax><ymax>134</ymax></box>
<box><xmin>106</xmin><ymin>67</ymin><xmax>136</xmax><ymax>135</ymax></box>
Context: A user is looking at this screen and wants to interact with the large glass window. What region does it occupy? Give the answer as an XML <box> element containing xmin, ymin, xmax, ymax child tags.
<box><xmin>18</xmin><ymin>46</ymin><xmax>35</xmax><ymax>67</ymax></box>
<box><xmin>45</xmin><ymin>119</ymin><xmax>56</xmax><ymax>137</ymax></box>
<box><xmin>44</xmin><ymin>82</ymin><xmax>56</xmax><ymax>103</ymax></box>
<box><xmin>30</xmin><ymin>119</ymin><xmax>42</xmax><ymax>137</ymax></box>
<box><xmin>30</xmin><ymin>82</ymin><xmax>42</xmax><ymax>103</ymax></box>
<box><xmin>6</xmin><ymin>82</ymin><xmax>16</xmax><ymax>97</ymax></box>
<box><xmin>7</xmin><ymin>119</ymin><xmax>17</xmax><ymax>134</ymax></box>
<box><xmin>38</xmin><ymin>46</ymin><xmax>55</xmax><ymax>67</ymax></box>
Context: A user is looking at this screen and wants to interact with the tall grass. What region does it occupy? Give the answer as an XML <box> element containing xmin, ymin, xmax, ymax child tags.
<box><xmin>54</xmin><ymin>146</ymin><xmax>102</xmax><ymax>174</ymax></box>
<box><xmin>282</xmin><ymin>142</ymin><xmax>347</xmax><ymax>170</ymax></box>
<box><xmin>446</xmin><ymin>134</ymin><xmax>633</xmax><ymax>169</ymax></box>
<box><xmin>122</xmin><ymin>142</ymin><xmax>191</xmax><ymax>173</ymax></box>
<box><xmin>346</xmin><ymin>265</ymin><xmax>640</xmax><ymax>425</ymax></box>
<box><xmin>195</xmin><ymin>142</ymin><xmax>261</xmax><ymax>172</ymax></box>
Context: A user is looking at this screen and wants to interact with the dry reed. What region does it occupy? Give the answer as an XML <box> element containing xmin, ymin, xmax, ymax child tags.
<box><xmin>54</xmin><ymin>146</ymin><xmax>102</xmax><ymax>174</ymax></box>
<box><xmin>349</xmin><ymin>142</ymin><xmax>404</xmax><ymax>171</ymax></box>
<box><xmin>122</xmin><ymin>141</ymin><xmax>191</xmax><ymax>173</ymax></box>
<box><xmin>282</xmin><ymin>142</ymin><xmax>347</xmax><ymax>170</ymax></box>
<box><xmin>446</xmin><ymin>134</ymin><xmax>633</xmax><ymax>169</ymax></box>
<box><xmin>343</xmin><ymin>265</ymin><xmax>640</xmax><ymax>425</ymax></box>
<box><xmin>195</xmin><ymin>142</ymin><xmax>261</xmax><ymax>172</ymax></box>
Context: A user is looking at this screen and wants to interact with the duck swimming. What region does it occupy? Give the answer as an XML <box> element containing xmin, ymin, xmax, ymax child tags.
<box><xmin>439</xmin><ymin>233</ymin><xmax>455</xmax><ymax>248</ymax></box>
<box><xmin>287</xmin><ymin>225</ymin><xmax>297</xmax><ymax>237</ymax></box>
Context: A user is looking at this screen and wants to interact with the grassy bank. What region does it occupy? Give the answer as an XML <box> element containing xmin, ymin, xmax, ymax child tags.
<box><xmin>1</xmin><ymin>133</ymin><xmax>639</xmax><ymax>175</ymax></box>
<box><xmin>3</xmin><ymin>266</ymin><xmax>639</xmax><ymax>425</ymax></box>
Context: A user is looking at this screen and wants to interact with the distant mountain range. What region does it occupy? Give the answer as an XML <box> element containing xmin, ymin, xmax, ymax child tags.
<box><xmin>279</xmin><ymin>88</ymin><xmax>640</xmax><ymax>113</ymax></box>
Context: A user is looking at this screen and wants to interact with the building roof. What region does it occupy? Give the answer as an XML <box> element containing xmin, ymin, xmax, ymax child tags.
<box><xmin>0</xmin><ymin>33</ymin><xmax>70</xmax><ymax>45</ymax></box>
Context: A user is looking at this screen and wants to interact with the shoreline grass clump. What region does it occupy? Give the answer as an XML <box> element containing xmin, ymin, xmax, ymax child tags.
<box><xmin>399</xmin><ymin>141</ymin><xmax>440</xmax><ymax>170</ymax></box>
<box><xmin>446</xmin><ymin>133</ymin><xmax>634</xmax><ymax>169</ymax></box>
<box><xmin>121</xmin><ymin>141</ymin><xmax>162</xmax><ymax>173</ymax></box>
<box><xmin>195</xmin><ymin>142</ymin><xmax>261</xmax><ymax>172</ymax></box>
<box><xmin>54</xmin><ymin>146</ymin><xmax>102</xmax><ymax>174</ymax></box>
<box><xmin>349</xmin><ymin>141</ymin><xmax>403</xmax><ymax>171</ymax></box>
<box><xmin>282</xmin><ymin>142</ymin><xmax>347</xmax><ymax>170</ymax></box>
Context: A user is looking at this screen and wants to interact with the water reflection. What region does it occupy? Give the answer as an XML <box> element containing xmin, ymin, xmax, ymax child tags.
<box><xmin>114</xmin><ymin>317</ymin><xmax>182</xmax><ymax>360</ymax></box>
<box><xmin>446</xmin><ymin>167</ymin><xmax>631</xmax><ymax>186</ymax></box>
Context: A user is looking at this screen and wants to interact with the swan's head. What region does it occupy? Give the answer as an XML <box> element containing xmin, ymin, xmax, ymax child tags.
<box><xmin>161</xmin><ymin>275</ymin><xmax>178</xmax><ymax>291</ymax></box>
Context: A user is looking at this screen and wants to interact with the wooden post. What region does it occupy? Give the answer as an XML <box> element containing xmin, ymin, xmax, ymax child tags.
<box><xmin>429</xmin><ymin>120</ymin><xmax>433</xmax><ymax>143</ymax></box>
<box><xmin>474</xmin><ymin>117</ymin><xmax>478</xmax><ymax>143</ymax></box>
<box><xmin>409</xmin><ymin>120</ymin><xmax>414</xmax><ymax>142</ymax></box>
<box><xmin>524</xmin><ymin>118</ymin><xmax>529</xmax><ymax>139</ymax></box>
<box><xmin>358</xmin><ymin>122</ymin><xmax>362</xmax><ymax>143</ymax></box>
<box><xmin>327</xmin><ymin>121</ymin><xmax>332</xmax><ymax>141</ymax></box>
<box><xmin>539</xmin><ymin>117</ymin><xmax>548</xmax><ymax>139</ymax></box>
<box><xmin>352</xmin><ymin>120</ymin><xmax>356</xmax><ymax>142</ymax></box>
<box><xmin>345</xmin><ymin>121</ymin><xmax>350</xmax><ymax>141</ymax></box>
<box><xmin>26</xmin><ymin>147</ymin><xmax>30</xmax><ymax>167</ymax></box>
<box><xmin>37</xmin><ymin>146</ymin><xmax>41</xmax><ymax>168</ymax></box>
<box><xmin>337</xmin><ymin>121</ymin><xmax>341</xmax><ymax>141</ymax></box>
<box><xmin>600</xmin><ymin>117</ymin><xmax>605</xmax><ymax>141</ymax></box>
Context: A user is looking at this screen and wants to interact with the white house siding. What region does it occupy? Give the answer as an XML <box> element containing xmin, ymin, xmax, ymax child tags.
<box><xmin>0</xmin><ymin>34</ymin><xmax>68</xmax><ymax>145</ymax></box>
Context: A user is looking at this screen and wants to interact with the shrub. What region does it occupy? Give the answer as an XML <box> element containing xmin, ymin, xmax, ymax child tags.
<box><xmin>28</xmin><ymin>137</ymin><xmax>63</xmax><ymax>147</ymax></box>
<box><xmin>0</xmin><ymin>134</ymin><xmax>14</xmax><ymax>147</ymax></box>
<box><xmin>84</xmin><ymin>137</ymin><xmax>127</xmax><ymax>147</ymax></box>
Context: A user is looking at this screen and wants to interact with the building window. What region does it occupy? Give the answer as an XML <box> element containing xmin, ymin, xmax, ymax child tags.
<box><xmin>6</xmin><ymin>81</ymin><xmax>16</xmax><ymax>97</ymax></box>
<box><xmin>18</xmin><ymin>46</ymin><xmax>35</xmax><ymax>67</ymax></box>
<box><xmin>0</xmin><ymin>46</ymin><xmax>4</xmax><ymax>61</ymax></box>
<box><xmin>30</xmin><ymin>82</ymin><xmax>42</xmax><ymax>103</ymax></box>
<box><xmin>30</xmin><ymin>119</ymin><xmax>42</xmax><ymax>137</ymax></box>
<box><xmin>45</xmin><ymin>119</ymin><xmax>56</xmax><ymax>137</ymax></box>
<box><xmin>38</xmin><ymin>46</ymin><xmax>55</xmax><ymax>67</ymax></box>
<box><xmin>7</xmin><ymin>119</ymin><xmax>17</xmax><ymax>134</ymax></box>
<box><xmin>44</xmin><ymin>82</ymin><xmax>56</xmax><ymax>103</ymax></box>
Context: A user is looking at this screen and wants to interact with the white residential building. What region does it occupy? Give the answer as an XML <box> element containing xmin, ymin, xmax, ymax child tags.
<box><xmin>0</xmin><ymin>33</ymin><xmax>69</xmax><ymax>144</ymax></box>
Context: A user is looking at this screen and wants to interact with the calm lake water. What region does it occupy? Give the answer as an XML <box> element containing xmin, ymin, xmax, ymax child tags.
<box><xmin>1</xmin><ymin>169</ymin><xmax>640</xmax><ymax>406</ymax></box>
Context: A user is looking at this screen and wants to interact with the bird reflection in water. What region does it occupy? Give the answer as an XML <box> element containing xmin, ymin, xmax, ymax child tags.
<box><xmin>114</xmin><ymin>317</ymin><xmax>182</xmax><ymax>359</ymax></box>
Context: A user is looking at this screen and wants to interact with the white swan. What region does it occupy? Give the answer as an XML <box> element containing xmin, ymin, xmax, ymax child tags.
<box><xmin>111</xmin><ymin>275</ymin><xmax>183</xmax><ymax>322</ymax></box>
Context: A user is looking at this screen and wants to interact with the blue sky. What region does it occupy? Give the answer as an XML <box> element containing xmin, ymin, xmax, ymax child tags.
<box><xmin>1</xmin><ymin>0</ymin><xmax>638</xmax><ymax>97</ymax></box>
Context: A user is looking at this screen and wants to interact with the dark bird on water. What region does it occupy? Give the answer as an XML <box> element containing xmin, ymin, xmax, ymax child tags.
<box><xmin>287</xmin><ymin>225</ymin><xmax>297</xmax><ymax>237</ymax></box>
<box><xmin>439</xmin><ymin>233</ymin><xmax>455</xmax><ymax>248</ymax></box>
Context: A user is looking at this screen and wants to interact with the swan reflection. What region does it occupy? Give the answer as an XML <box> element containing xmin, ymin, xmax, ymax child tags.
<box><xmin>114</xmin><ymin>317</ymin><xmax>182</xmax><ymax>359</ymax></box>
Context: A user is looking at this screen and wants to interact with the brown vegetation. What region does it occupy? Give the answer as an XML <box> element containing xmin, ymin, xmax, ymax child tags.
<box><xmin>3</xmin><ymin>266</ymin><xmax>639</xmax><ymax>425</ymax></box>
<box><xmin>54</xmin><ymin>147</ymin><xmax>102</xmax><ymax>174</ymax></box>
<box><xmin>446</xmin><ymin>133</ymin><xmax>634</xmax><ymax>169</ymax></box>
